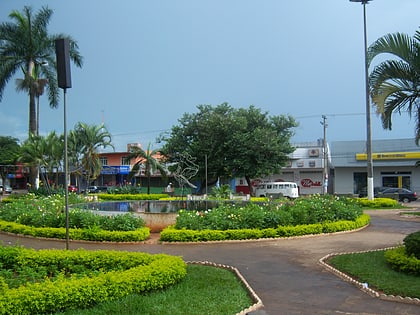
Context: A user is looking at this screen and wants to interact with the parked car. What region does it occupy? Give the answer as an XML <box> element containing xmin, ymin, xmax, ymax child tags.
<box><xmin>378</xmin><ymin>188</ymin><xmax>417</xmax><ymax>203</ymax></box>
<box><xmin>68</xmin><ymin>185</ymin><xmax>78</xmax><ymax>193</ymax></box>
<box><xmin>0</xmin><ymin>185</ymin><xmax>12</xmax><ymax>194</ymax></box>
<box><xmin>80</xmin><ymin>186</ymin><xmax>109</xmax><ymax>194</ymax></box>
<box><xmin>358</xmin><ymin>186</ymin><xmax>388</xmax><ymax>198</ymax></box>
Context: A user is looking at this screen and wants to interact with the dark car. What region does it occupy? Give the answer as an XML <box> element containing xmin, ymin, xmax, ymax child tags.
<box><xmin>378</xmin><ymin>188</ymin><xmax>417</xmax><ymax>203</ymax></box>
<box><xmin>358</xmin><ymin>186</ymin><xmax>388</xmax><ymax>198</ymax></box>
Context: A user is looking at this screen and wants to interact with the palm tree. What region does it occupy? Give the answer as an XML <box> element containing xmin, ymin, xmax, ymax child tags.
<box><xmin>72</xmin><ymin>122</ymin><xmax>113</xmax><ymax>189</ymax></box>
<box><xmin>19</xmin><ymin>131</ymin><xmax>63</xmax><ymax>193</ymax></box>
<box><xmin>128</xmin><ymin>143</ymin><xmax>168</xmax><ymax>194</ymax></box>
<box><xmin>368</xmin><ymin>28</ymin><xmax>420</xmax><ymax>143</ymax></box>
<box><xmin>15</xmin><ymin>65</ymin><xmax>48</xmax><ymax>136</ymax></box>
<box><xmin>0</xmin><ymin>6</ymin><xmax>83</xmax><ymax>186</ymax></box>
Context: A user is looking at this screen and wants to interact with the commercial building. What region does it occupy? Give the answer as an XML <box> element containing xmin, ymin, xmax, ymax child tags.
<box><xmin>331</xmin><ymin>138</ymin><xmax>420</xmax><ymax>196</ymax></box>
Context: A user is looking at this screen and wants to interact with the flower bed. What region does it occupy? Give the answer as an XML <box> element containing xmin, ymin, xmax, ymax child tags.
<box><xmin>160</xmin><ymin>195</ymin><xmax>370</xmax><ymax>242</ymax></box>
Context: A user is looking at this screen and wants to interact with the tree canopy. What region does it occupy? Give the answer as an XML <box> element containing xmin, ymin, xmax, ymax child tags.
<box><xmin>159</xmin><ymin>103</ymin><xmax>297</xmax><ymax>193</ymax></box>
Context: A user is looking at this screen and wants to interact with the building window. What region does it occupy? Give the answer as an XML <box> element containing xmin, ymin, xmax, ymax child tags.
<box><xmin>100</xmin><ymin>157</ymin><xmax>108</xmax><ymax>166</ymax></box>
<box><xmin>121</xmin><ymin>156</ymin><xmax>130</xmax><ymax>166</ymax></box>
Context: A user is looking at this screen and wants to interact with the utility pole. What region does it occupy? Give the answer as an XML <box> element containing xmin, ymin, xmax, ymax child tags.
<box><xmin>321</xmin><ymin>115</ymin><xmax>328</xmax><ymax>195</ymax></box>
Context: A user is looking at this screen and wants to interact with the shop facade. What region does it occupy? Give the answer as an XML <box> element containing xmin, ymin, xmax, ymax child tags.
<box><xmin>331</xmin><ymin>138</ymin><xmax>420</xmax><ymax>196</ymax></box>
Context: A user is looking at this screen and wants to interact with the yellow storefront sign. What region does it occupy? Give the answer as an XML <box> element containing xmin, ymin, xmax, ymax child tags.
<box><xmin>356</xmin><ymin>152</ymin><xmax>420</xmax><ymax>160</ymax></box>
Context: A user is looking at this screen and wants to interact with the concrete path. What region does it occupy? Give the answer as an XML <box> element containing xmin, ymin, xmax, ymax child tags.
<box><xmin>1</xmin><ymin>210</ymin><xmax>420</xmax><ymax>315</ymax></box>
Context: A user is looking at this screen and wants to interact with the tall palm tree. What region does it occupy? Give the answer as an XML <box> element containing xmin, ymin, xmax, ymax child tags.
<box><xmin>15</xmin><ymin>65</ymin><xmax>48</xmax><ymax>136</ymax></box>
<box><xmin>72</xmin><ymin>122</ymin><xmax>113</xmax><ymax>189</ymax></box>
<box><xmin>368</xmin><ymin>28</ymin><xmax>420</xmax><ymax>143</ymax></box>
<box><xmin>128</xmin><ymin>143</ymin><xmax>167</xmax><ymax>194</ymax></box>
<box><xmin>0</xmin><ymin>6</ymin><xmax>83</xmax><ymax>186</ymax></box>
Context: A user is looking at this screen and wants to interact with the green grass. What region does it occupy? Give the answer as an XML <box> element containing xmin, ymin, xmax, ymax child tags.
<box><xmin>328</xmin><ymin>250</ymin><xmax>420</xmax><ymax>298</ymax></box>
<box><xmin>400</xmin><ymin>211</ymin><xmax>420</xmax><ymax>217</ymax></box>
<box><xmin>53</xmin><ymin>264</ymin><xmax>253</xmax><ymax>315</ymax></box>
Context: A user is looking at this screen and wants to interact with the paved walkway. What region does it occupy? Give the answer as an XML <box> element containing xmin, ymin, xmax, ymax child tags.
<box><xmin>1</xmin><ymin>210</ymin><xmax>420</xmax><ymax>314</ymax></box>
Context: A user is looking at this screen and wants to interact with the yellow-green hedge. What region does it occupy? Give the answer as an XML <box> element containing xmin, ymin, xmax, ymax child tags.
<box><xmin>0</xmin><ymin>247</ymin><xmax>187</xmax><ymax>315</ymax></box>
<box><xmin>98</xmin><ymin>193</ymin><xmax>169</xmax><ymax>201</ymax></box>
<box><xmin>160</xmin><ymin>214</ymin><xmax>370</xmax><ymax>242</ymax></box>
<box><xmin>384</xmin><ymin>246</ymin><xmax>420</xmax><ymax>276</ymax></box>
<box><xmin>0</xmin><ymin>220</ymin><xmax>150</xmax><ymax>242</ymax></box>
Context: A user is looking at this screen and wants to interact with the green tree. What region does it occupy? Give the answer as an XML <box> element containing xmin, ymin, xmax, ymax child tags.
<box><xmin>72</xmin><ymin>122</ymin><xmax>113</xmax><ymax>189</ymax></box>
<box><xmin>0</xmin><ymin>5</ymin><xmax>83</xmax><ymax>186</ymax></box>
<box><xmin>19</xmin><ymin>131</ymin><xmax>63</xmax><ymax>192</ymax></box>
<box><xmin>128</xmin><ymin>143</ymin><xmax>168</xmax><ymax>194</ymax></box>
<box><xmin>0</xmin><ymin>136</ymin><xmax>20</xmax><ymax>195</ymax></box>
<box><xmin>160</xmin><ymin>103</ymin><xmax>297</xmax><ymax>194</ymax></box>
<box><xmin>227</xmin><ymin>106</ymin><xmax>297</xmax><ymax>193</ymax></box>
<box><xmin>368</xmin><ymin>28</ymin><xmax>420</xmax><ymax>143</ymax></box>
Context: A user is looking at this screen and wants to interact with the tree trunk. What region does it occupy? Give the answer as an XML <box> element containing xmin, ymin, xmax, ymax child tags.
<box><xmin>245</xmin><ymin>176</ymin><xmax>254</xmax><ymax>196</ymax></box>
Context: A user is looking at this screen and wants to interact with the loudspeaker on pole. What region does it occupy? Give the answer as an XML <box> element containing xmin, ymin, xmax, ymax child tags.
<box><xmin>55</xmin><ymin>38</ymin><xmax>72</xmax><ymax>89</ymax></box>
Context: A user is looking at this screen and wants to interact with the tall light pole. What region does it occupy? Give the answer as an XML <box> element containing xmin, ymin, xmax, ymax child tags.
<box><xmin>321</xmin><ymin>115</ymin><xmax>328</xmax><ymax>195</ymax></box>
<box><xmin>350</xmin><ymin>0</ymin><xmax>374</xmax><ymax>200</ymax></box>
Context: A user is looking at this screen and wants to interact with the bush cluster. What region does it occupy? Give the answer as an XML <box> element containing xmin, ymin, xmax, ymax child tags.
<box><xmin>0</xmin><ymin>246</ymin><xmax>187</xmax><ymax>314</ymax></box>
<box><xmin>403</xmin><ymin>230</ymin><xmax>420</xmax><ymax>259</ymax></box>
<box><xmin>356</xmin><ymin>197</ymin><xmax>399</xmax><ymax>208</ymax></box>
<box><xmin>0</xmin><ymin>220</ymin><xmax>150</xmax><ymax>242</ymax></box>
<box><xmin>384</xmin><ymin>246</ymin><xmax>420</xmax><ymax>276</ymax></box>
<box><xmin>98</xmin><ymin>193</ymin><xmax>169</xmax><ymax>201</ymax></box>
<box><xmin>0</xmin><ymin>194</ymin><xmax>145</xmax><ymax>231</ymax></box>
<box><xmin>160</xmin><ymin>214</ymin><xmax>370</xmax><ymax>242</ymax></box>
<box><xmin>174</xmin><ymin>195</ymin><xmax>363</xmax><ymax>231</ymax></box>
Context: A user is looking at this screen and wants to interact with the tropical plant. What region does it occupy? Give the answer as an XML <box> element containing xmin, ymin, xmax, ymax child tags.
<box><xmin>0</xmin><ymin>5</ymin><xmax>83</xmax><ymax>186</ymax></box>
<box><xmin>15</xmin><ymin>65</ymin><xmax>48</xmax><ymax>136</ymax></box>
<box><xmin>368</xmin><ymin>28</ymin><xmax>420</xmax><ymax>143</ymax></box>
<box><xmin>0</xmin><ymin>136</ymin><xmax>20</xmax><ymax>195</ymax></box>
<box><xmin>128</xmin><ymin>143</ymin><xmax>168</xmax><ymax>194</ymax></box>
<box><xmin>19</xmin><ymin>131</ymin><xmax>63</xmax><ymax>193</ymax></box>
<box><xmin>72</xmin><ymin>122</ymin><xmax>113</xmax><ymax>190</ymax></box>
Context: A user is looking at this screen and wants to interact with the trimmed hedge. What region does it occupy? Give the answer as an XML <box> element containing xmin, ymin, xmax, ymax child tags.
<box><xmin>0</xmin><ymin>220</ymin><xmax>150</xmax><ymax>242</ymax></box>
<box><xmin>356</xmin><ymin>197</ymin><xmax>399</xmax><ymax>208</ymax></box>
<box><xmin>384</xmin><ymin>246</ymin><xmax>420</xmax><ymax>276</ymax></box>
<box><xmin>98</xmin><ymin>193</ymin><xmax>169</xmax><ymax>201</ymax></box>
<box><xmin>0</xmin><ymin>247</ymin><xmax>187</xmax><ymax>315</ymax></box>
<box><xmin>159</xmin><ymin>214</ymin><xmax>370</xmax><ymax>242</ymax></box>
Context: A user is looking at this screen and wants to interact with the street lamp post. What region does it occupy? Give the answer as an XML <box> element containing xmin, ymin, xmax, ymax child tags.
<box><xmin>350</xmin><ymin>0</ymin><xmax>374</xmax><ymax>200</ymax></box>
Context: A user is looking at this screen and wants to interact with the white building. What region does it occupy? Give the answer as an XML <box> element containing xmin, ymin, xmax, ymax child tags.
<box><xmin>331</xmin><ymin>138</ymin><xmax>420</xmax><ymax>196</ymax></box>
<box><xmin>235</xmin><ymin>140</ymin><xmax>331</xmax><ymax>195</ymax></box>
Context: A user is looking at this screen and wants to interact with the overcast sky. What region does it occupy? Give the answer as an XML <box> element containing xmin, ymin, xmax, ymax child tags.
<box><xmin>1</xmin><ymin>0</ymin><xmax>419</xmax><ymax>151</ymax></box>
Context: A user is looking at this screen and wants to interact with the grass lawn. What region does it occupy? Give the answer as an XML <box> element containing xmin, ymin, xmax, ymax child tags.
<box><xmin>54</xmin><ymin>264</ymin><xmax>254</xmax><ymax>315</ymax></box>
<box><xmin>328</xmin><ymin>250</ymin><xmax>420</xmax><ymax>299</ymax></box>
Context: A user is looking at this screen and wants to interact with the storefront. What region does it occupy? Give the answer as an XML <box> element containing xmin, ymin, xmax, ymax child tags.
<box><xmin>331</xmin><ymin>139</ymin><xmax>420</xmax><ymax>196</ymax></box>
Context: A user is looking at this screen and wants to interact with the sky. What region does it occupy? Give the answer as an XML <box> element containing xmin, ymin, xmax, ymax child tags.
<box><xmin>1</xmin><ymin>0</ymin><xmax>420</xmax><ymax>152</ymax></box>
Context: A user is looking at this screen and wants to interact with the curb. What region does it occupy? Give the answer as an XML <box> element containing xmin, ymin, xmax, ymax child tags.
<box><xmin>319</xmin><ymin>247</ymin><xmax>420</xmax><ymax>306</ymax></box>
<box><xmin>186</xmin><ymin>261</ymin><xmax>264</xmax><ymax>315</ymax></box>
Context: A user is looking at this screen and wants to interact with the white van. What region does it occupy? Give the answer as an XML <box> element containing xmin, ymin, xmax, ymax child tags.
<box><xmin>255</xmin><ymin>182</ymin><xmax>299</xmax><ymax>199</ymax></box>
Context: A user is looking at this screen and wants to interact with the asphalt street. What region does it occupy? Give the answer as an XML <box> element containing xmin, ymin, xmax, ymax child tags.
<box><xmin>1</xmin><ymin>209</ymin><xmax>420</xmax><ymax>314</ymax></box>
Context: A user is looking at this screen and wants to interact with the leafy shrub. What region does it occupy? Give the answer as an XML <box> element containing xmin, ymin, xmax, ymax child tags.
<box><xmin>356</xmin><ymin>197</ymin><xmax>399</xmax><ymax>208</ymax></box>
<box><xmin>384</xmin><ymin>246</ymin><xmax>420</xmax><ymax>276</ymax></box>
<box><xmin>98</xmin><ymin>193</ymin><xmax>168</xmax><ymax>201</ymax></box>
<box><xmin>0</xmin><ymin>246</ymin><xmax>187</xmax><ymax>314</ymax></box>
<box><xmin>160</xmin><ymin>214</ymin><xmax>370</xmax><ymax>242</ymax></box>
<box><xmin>403</xmin><ymin>231</ymin><xmax>420</xmax><ymax>259</ymax></box>
<box><xmin>0</xmin><ymin>220</ymin><xmax>150</xmax><ymax>242</ymax></box>
<box><xmin>174</xmin><ymin>195</ymin><xmax>363</xmax><ymax>231</ymax></box>
<box><xmin>0</xmin><ymin>194</ymin><xmax>145</xmax><ymax>231</ymax></box>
